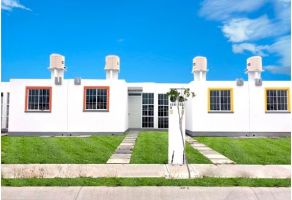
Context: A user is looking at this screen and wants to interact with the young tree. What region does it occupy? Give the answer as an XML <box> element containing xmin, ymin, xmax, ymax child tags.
<box><xmin>167</xmin><ymin>88</ymin><xmax>195</xmax><ymax>178</ymax></box>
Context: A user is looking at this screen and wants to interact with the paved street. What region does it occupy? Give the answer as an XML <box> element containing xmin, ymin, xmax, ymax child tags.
<box><xmin>2</xmin><ymin>187</ymin><xmax>290</xmax><ymax>200</ymax></box>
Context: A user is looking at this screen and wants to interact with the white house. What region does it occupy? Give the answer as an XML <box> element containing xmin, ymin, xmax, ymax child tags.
<box><xmin>1</xmin><ymin>54</ymin><xmax>291</xmax><ymax>136</ymax></box>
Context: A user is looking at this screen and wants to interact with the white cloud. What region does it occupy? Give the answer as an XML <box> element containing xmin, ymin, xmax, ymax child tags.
<box><xmin>199</xmin><ymin>0</ymin><xmax>265</xmax><ymax>20</ymax></box>
<box><xmin>273</xmin><ymin>0</ymin><xmax>291</xmax><ymax>24</ymax></box>
<box><xmin>2</xmin><ymin>0</ymin><xmax>31</xmax><ymax>11</ymax></box>
<box><xmin>222</xmin><ymin>16</ymin><xmax>279</xmax><ymax>43</ymax></box>
<box><xmin>232</xmin><ymin>36</ymin><xmax>291</xmax><ymax>75</ymax></box>
<box><xmin>199</xmin><ymin>0</ymin><xmax>291</xmax><ymax>76</ymax></box>
<box><xmin>267</xmin><ymin>36</ymin><xmax>291</xmax><ymax>67</ymax></box>
<box><xmin>265</xmin><ymin>65</ymin><xmax>291</xmax><ymax>75</ymax></box>
<box><xmin>232</xmin><ymin>43</ymin><xmax>269</xmax><ymax>56</ymax></box>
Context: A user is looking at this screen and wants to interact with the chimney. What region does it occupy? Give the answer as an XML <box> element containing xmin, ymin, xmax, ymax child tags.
<box><xmin>246</xmin><ymin>56</ymin><xmax>263</xmax><ymax>81</ymax></box>
<box><xmin>105</xmin><ymin>55</ymin><xmax>120</xmax><ymax>80</ymax></box>
<box><xmin>192</xmin><ymin>56</ymin><xmax>207</xmax><ymax>81</ymax></box>
<box><xmin>49</xmin><ymin>53</ymin><xmax>66</xmax><ymax>80</ymax></box>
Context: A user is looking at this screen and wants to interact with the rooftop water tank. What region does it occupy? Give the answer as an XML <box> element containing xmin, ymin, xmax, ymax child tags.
<box><xmin>192</xmin><ymin>56</ymin><xmax>207</xmax><ymax>72</ymax></box>
<box><xmin>247</xmin><ymin>56</ymin><xmax>262</xmax><ymax>72</ymax></box>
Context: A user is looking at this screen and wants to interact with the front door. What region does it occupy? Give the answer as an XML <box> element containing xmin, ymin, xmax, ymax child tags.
<box><xmin>128</xmin><ymin>94</ymin><xmax>142</xmax><ymax>128</ymax></box>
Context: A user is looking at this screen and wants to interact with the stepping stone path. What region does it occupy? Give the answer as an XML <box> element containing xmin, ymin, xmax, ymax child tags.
<box><xmin>107</xmin><ymin>131</ymin><xmax>139</xmax><ymax>164</ymax></box>
<box><xmin>186</xmin><ymin>136</ymin><xmax>235</xmax><ymax>164</ymax></box>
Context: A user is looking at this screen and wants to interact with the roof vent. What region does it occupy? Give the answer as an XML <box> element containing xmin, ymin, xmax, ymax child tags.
<box><xmin>236</xmin><ymin>78</ymin><xmax>244</xmax><ymax>86</ymax></box>
<box><xmin>255</xmin><ymin>78</ymin><xmax>262</xmax><ymax>86</ymax></box>
<box><xmin>55</xmin><ymin>77</ymin><xmax>62</xmax><ymax>85</ymax></box>
<box><xmin>74</xmin><ymin>78</ymin><xmax>81</xmax><ymax>85</ymax></box>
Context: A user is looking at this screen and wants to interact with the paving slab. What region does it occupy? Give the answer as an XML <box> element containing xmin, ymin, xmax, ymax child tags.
<box><xmin>109</xmin><ymin>154</ymin><xmax>132</xmax><ymax>159</ymax></box>
<box><xmin>2</xmin><ymin>187</ymin><xmax>290</xmax><ymax>200</ymax></box>
<box><xmin>204</xmin><ymin>154</ymin><xmax>227</xmax><ymax>159</ymax></box>
<box><xmin>192</xmin><ymin>146</ymin><xmax>214</xmax><ymax>151</ymax></box>
<box><xmin>207</xmin><ymin>159</ymin><xmax>235</xmax><ymax>164</ymax></box>
<box><xmin>198</xmin><ymin>150</ymin><xmax>216</xmax><ymax>154</ymax></box>
<box><xmin>115</xmin><ymin>150</ymin><xmax>132</xmax><ymax>154</ymax></box>
<box><xmin>117</xmin><ymin>146</ymin><xmax>132</xmax><ymax>150</ymax></box>
<box><xmin>119</xmin><ymin>143</ymin><xmax>134</xmax><ymax>146</ymax></box>
<box><xmin>191</xmin><ymin>144</ymin><xmax>206</xmax><ymax>147</ymax></box>
<box><xmin>107</xmin><ymin>159</ymin><xmax>130</xmax><ymax>164</ymax></box>
<box><xmin>123</xmin><ymin>140</ymin><xmax>136</xmax><ymax>142</ymax></box>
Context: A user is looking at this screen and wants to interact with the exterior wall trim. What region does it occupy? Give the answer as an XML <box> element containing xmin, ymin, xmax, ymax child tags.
<box><xmin>264</xmin><ymin>87</ymin><xmax>291</xmax><ymax>113</ymax></box>
<box><xmin>186</xmin><ymin>130</ymin><xmax>291</xmax><ymax>137</ymax></box>
<box><xmin>83</xmin><ymin>86</ymin><xmax>110</xmax><ymax>112</ymax></box>
<box><xmin>25</xmin><ymin>86</ymin><xmax>52</xmax><ymax>112</ymax></box>
<box><xmin>207</xmin><ymin>87</ymin><xmax>234</xmax><ymax>113</ymax></box>
<box><xmin>7</xmin><ymin>131</ymin><xmax>124</xmax><ymax>136</ymax></box>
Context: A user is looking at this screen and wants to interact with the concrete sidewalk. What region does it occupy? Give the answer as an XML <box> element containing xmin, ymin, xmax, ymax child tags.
<box><xmin>2</xmin><ymin>187</ymin><xmax>290</xmax><ymax>200</ymax></box>
<box><xmin>2</xmin><ymin>164</ymin><xmax>290</xmax><ymax>179</ymax></box>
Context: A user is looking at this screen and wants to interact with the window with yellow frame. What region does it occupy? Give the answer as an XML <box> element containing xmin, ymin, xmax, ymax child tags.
<box><xmin>208</xmin><ymin>88</ymin><xmax>234</xmax><ymax>112</ymax></box>
<box><xmin>265</xmin><ymin>88</ymin><xmax>290</xmax><ymax>112</ymax></box>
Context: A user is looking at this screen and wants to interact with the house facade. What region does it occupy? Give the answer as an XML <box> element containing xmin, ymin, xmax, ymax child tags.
<box><xmin>1</xmin><ymin>54</ymin><xmax>291</xmax><ymax>136</ymax></box>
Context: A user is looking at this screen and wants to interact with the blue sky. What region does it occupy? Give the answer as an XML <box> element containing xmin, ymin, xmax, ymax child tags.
<box><xmin>2</xmin><ymin>0</ymin><xmax>291</xmax><ymax>82</ymax></box>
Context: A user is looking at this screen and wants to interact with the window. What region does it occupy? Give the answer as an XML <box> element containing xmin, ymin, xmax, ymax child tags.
<box><xmin>1</xmin><ymin>93</ymin><xmax>4</xmax><ymax>129</ymax></box>
<box><xmin>84</xmin><ymin>86</ymin><xmax>110</xmax><ymax>111</ymax></box>
<box><xmin>265</xmin><ymin>88</ymin><xmax>290</xmax><ymax>112</ymax></box>
<box><xmin>158</xmin><ymin>94</ymin><xmax>168</xmax><ymax>128</ymax></box>
<box><xmin>208</xmin><ymin>88</ymin><xmax>233</xmax><ymax>112</ymax></box>
<box><xmin>1</xmin><ymin>93</ymin><xmax>3</xmax><ymax>117</ymax></box>
<box><xmin>142</xmin><ymin>93</ymin><xmax>154</xmax><ymax>128</ymax></box>
<box><xmin>6</xmin><ymin>93</ymin><xmax>9</xmax><ymax>128</ymax></box>
<box><xmin>25</xmin><ymin>87</ymin><xmax>52</xmax><ymax>112</ymax></box>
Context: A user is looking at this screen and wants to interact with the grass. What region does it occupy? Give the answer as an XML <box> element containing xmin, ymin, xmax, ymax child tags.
<box><xmin>2</xmin><ymin>178</ymin><xmax>290</xmax><ymax>187</ymax></box>
<box><xmin>196</xmin><ymin>137</ymin><xmax>291</xmax><ymax>164</ymax></box>
<box><xmin>130</xmin><ymin>132</ymin><xmax>211</xmax><ymax>164</ymax></box>
<box><xmin>1</xmin><ymin>135</ymin><xmax>124</xmax><ymax>164</ymax></box>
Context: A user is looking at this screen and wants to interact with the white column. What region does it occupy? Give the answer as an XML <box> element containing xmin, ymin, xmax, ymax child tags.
<box><xmin>168</xmin><ymin>101</ymin><xmax>186</xmax><ymax>164</ymax></box>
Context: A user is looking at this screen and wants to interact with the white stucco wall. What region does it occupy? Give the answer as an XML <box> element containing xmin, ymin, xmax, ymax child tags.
<box><xmin>185</xmin><ymin>80</ymin><xmax>291</xmax><ymax>133</ymax></box>
<box><xmin>7</xmin><ymin>79</ymin><xmax>128</xmax><ymax>133</ymax></box>
<box><xmin>1</xmin><ymin>78</ymin><xmax>291</xmax><ymax>134</ymax></box>
<box><xmin>248</xmin><ymin>81</ymin><xmax>291</xmax><ymax>133</ymax></box>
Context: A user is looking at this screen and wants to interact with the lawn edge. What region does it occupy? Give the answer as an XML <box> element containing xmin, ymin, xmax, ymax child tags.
<box><xmin>2</xmin><ymin>177</ymin><xmax>291</xmax><ymax>187</ymax></box>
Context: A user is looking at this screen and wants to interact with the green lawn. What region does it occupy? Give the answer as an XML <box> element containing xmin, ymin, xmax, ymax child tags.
<box><xmin>1</xmin><ymin>135</ymin><xmax>124</xmax><ymax>164</ymax></box>
<box><xmin>2</xmin><ymin>178</ymin><xmax>290</xmax><ymax>187</ymax></box>
<box><xmin>130</xmin><ymin>132</ymin><xmax>211</xmax><ymax>164</ymax></box>
<box><xmin>196</xmin><ymin>137</ymin><xmax>291</xmax><ymax>164</ymax></box>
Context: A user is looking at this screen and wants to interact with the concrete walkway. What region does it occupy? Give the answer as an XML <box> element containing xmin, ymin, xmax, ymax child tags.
<box><xmin>107</xmin><ymin>131</ymin><xmax>139</xmax><ymax>164</ymax></box>
<box><xmin>186</xmin><ymin>136</ymin><xmax>235</xmax><ymax>164</ymax></box>
<box><xmin>2</xmin><ymin>164</ymin><xmax>290</xmax><ymax>179</ymax></box>
<box><xmin>2</xmin><ymin>187</ymin><xmax>290</xmax><ymax>200</ymax></box>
